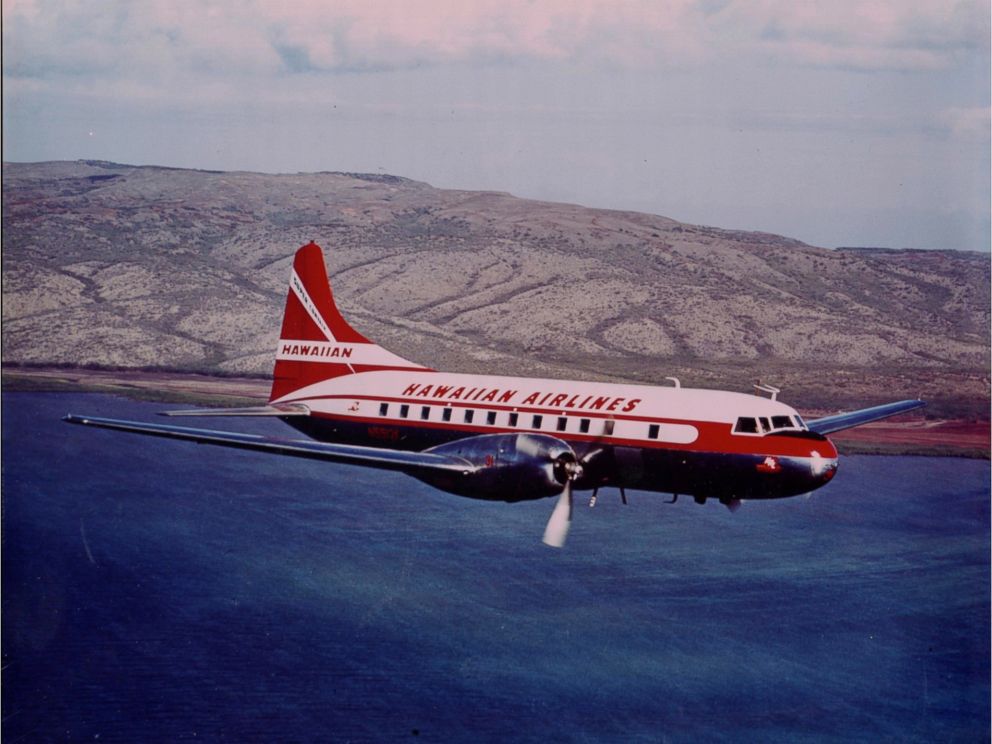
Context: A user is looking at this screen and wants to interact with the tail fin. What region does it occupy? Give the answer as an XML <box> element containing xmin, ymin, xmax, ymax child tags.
<box><xmin>269</xmin><ymin>242</ymin><xmax>430</xmax><ymax>402</ymax></box>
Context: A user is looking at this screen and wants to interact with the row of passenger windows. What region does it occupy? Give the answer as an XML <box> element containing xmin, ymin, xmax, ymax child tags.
<box><xmin>377</xmin><ymin>402</ymin><xmax>621</xmax><ymax>436</ymax></box>
<box><xmin>733</xmin><ymin>414</ymin><xmax>804</xmax><ymax>434</ymax></box>
<box><xmin>373</xmin><ymin>403</ymin><xmax>800</xmax><ymax>439</ymax></box>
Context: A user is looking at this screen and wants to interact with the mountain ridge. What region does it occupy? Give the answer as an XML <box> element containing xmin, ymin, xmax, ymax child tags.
<box><xmin>2</xmin><ymin>160</ymin><xmax>988</xmax><ymax>418</ymax></box>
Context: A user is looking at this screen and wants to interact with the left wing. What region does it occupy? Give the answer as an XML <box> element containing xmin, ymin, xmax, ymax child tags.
<box><xmin>806</xmin><ymin>399</ymin><xmax>925</xmax><ymax>435</ymax></box>
<box><xmin>159</xmin><ymin>404</ymin><xmax>310</xmax><ymax>417</ymax></box>
<box><xmin>63</xmin><ymin>415</ymin><xmax>473</xmax><ymax>477</ymax></box>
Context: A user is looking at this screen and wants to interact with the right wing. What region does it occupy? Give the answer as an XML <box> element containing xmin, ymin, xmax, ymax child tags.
<box><xmin>63</xmin><ymin>415</ymin><xmax>473</xmax><ymax>477</ymax></box>
<box><xmin>806</xmin><ymin>399</ymin><xmax>925</xmax><ymax>435</ymax></box>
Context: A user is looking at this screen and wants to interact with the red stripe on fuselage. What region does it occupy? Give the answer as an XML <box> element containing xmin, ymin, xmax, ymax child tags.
<box><xmin>286</xmin><ymin>396</ymin><xmax>832</xmax><ymax>459</ymax></box>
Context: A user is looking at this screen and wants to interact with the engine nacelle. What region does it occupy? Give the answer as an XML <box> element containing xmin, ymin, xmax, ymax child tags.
<box><xmin>416</xmin><ymin>433</ymin><xmax>577</xmax><ymax>502</ymax></box>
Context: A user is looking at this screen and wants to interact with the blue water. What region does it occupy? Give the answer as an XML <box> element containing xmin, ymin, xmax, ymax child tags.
<box><xmin>3</xmin><ymin>392</ymin><xmax>989</xmax><ymax>743</ymax></box>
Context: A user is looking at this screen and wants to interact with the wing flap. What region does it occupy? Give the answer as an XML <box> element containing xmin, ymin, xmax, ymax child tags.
<box><xmin>63</xmin><ymin>415</ymin><xmax>474</xmax><ymax>476</ymax></box>
<box><xmin>806</xmin><ymin>399</ymin><xmax>925</xmax><ymax>435</ymax></box>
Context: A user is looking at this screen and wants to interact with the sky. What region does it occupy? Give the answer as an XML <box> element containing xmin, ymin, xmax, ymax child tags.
<box><xmin>3</xmin><ymin>1</ymin><xmax>989</xmax><ymax>251</ymax></box>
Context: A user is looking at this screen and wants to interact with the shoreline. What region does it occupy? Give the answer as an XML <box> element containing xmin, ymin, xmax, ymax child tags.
<box><xmin>3</xmin><ymin>366</ymin><xmax>270</xmax><ymax>405</ymax></box>
<box><xmin>6</xmin><ymin>365</ymin><xmax>988</xmax><ymax>459</ymax></box>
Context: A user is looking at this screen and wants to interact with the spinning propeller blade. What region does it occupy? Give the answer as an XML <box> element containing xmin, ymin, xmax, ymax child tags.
<box><xmin>542</xmin><ymin>480</ymin><xmax>574</xmax><ymax>548</ymax></box>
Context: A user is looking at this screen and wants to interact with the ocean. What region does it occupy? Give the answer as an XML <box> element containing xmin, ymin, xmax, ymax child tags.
<box><xmin>3</xmin><ymin>392</ymin><xmax>989</xmax><ymax>742</ymax></box>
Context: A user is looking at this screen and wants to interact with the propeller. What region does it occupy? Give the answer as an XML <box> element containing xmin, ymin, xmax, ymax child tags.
<box><xmin>540</xmin><ymin>419</ymin><xmax>620</xmax><ymax>547</ymax></box>
<box><xmin>542</xmin><ymin>452</ymin><xmax>582</xmax><ymax>548</ymax></box>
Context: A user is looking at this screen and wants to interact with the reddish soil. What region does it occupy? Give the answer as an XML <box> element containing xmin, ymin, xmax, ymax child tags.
<box><xmin>826</xmin><ymin>419</ymin><xmax>989</xmax><ymax>453</ymax></box>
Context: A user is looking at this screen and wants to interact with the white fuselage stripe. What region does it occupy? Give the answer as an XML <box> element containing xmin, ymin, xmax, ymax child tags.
<box><xmin>289</xmin><ymin>268</ymin><xmax>335</xmax><ymax>342</ymax></box>
<box><xmin>275</xmin><ymin>339</ymin><xmax>429</xmax><ymax>369</ymax></box>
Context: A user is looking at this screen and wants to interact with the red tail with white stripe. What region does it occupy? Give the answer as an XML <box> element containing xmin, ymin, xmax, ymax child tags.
<box><xmin>269</xmin><ymin>242</ymin><xmax>430</xmax><ymax>402</ymax></box>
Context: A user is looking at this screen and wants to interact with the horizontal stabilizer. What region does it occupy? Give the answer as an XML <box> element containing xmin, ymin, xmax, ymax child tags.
<box><xmin>63</xmin><ymin>415</ymin><xmax>474</xmax><ymax>476</ymax></box>
<box><xmin>159</xmin><ymin>404</ymin><xmax>310</xmax><ymax>417</ymax></box>
<box><xmin>806</xmin><ymin>399</ymin><xmax>925</xmax><ymax>435</ymax></box>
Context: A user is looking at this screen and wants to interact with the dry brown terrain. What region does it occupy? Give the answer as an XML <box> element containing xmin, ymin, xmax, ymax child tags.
<box><xmin>3</xmin><ymin>160</ymin><xmax>989</xmax><ymax>425</ymax></box>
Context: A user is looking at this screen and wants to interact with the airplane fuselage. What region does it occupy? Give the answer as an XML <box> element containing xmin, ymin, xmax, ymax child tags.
<box><xmin>273</xmin><ymin>369</ymin><xmax>839</xmax><ymax>502</ymax></box>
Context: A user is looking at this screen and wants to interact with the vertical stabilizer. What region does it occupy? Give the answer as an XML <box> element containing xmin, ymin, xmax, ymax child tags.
<box><xmin>269</xmin><ymin>242</ymin><xmax>430</xmax><ymax>402</ymax></box>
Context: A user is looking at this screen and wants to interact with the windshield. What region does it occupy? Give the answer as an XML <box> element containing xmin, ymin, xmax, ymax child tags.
<box><xmin>735</xmin><ymin>414</ymin><xmax>803</xmax><ymax>435</ymax></box>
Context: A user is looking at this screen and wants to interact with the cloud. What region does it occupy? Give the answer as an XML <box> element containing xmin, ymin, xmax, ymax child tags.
<box><xmin>939</xmin><ymin>106</ymin><xmax>992</xmax><ymax>139</ymax></box>
<box><xmin>5</xmin><ymin>0</ymin><xmax>986</xmax><ymax>86</ymax></box>
<box><xmin>729</xmin><ymin>0</ymin><xmax>991</xmax><ymax>71</ymax></box>
<box><xmin>6</xmin><ymin>2</ymin><xmax>285</xmax><ymax>80</ymax></box>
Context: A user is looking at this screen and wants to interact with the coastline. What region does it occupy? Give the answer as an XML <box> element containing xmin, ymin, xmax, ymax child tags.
<box><xmin>2</xmin><ymin>366</ymin><xmax>269</xmax><ymax>407</ymax></box>
<box><xmin>5</xmin><ymin>365</ymin><xmax>988</xmax><ymax>458</ymax></box>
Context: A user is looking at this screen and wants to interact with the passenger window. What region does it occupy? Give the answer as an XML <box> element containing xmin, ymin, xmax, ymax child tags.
<box><xmin>556</xmin><ymin>417</ymin><xmax>568</xmax><ymax>432</ymax></box>
<box><xmin>442</xmin><ymin>407</ymin><xmax>452</xmax><ymax>422</ymax></box>
<box><xmin>603</xmin><ymin>420</ymin><xmax>615</xmax><ymax>436</ymax></box>
<box><xmin>734</xmin><ymin>417</ymin><xmax>758</xmax><ymax>434</ymax></box>
<box><xmin>421</xmin><ymin>406</ymin><xmax>430</xmax><ymax>420</ymax></box>
<box><xmin>648</xmin><ymin>424</ymin><xmax>659</xmax><ymax>439</ymax></box>
<box><xmin>399</xmin><ymin>404</ymin><xmax>410</xmax><ymax>419</ymax></box>
<box><xmin>379</xmin><ymin>403</ymin><xmax>389</xmax><ymax>416</ymax></box>
<box><xmin>464</xmin><ymin>409</ymin><xmax>474</xmax><ymax>424</ymax></box>
<box><xmin>579</xmin><ymin>418</ymin><xmax>590</xmax><ymax>434</ymax></box>
<box><xmin>486</xmin><ymin>411</ymin><xmax>497</xmax><ymax>425</ymax></box>
<box><xmin>771</xmin><ymin>415</ymin><xmax>792</xmax><ymax>430</ymax></box>
<box><xmin>532</xmin><ymin>414</ymin><xmax>543</xmax><ymax>429</ymax></box>
<box><xmin>508</xmin><ymin>412</ymin><xmax>519</xmax><ymax>427</ymax></box>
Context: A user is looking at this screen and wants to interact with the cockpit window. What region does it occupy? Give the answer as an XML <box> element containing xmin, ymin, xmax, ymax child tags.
<box><xmin>734</xmin><ymin>417</ymin><xmax>759</xmax><ymax>434</ymax></box>
<box><xmin>758</xmin><ymin>417</ymin><xmax>771</xmax><ymax>433</ymax></box>
<box><xmin>793</xmin><ymin>415</ymin><xmax>806</xmax><ymax>430</ymax></box>
<box><xmin>771</xmin><ymin>415</ymin><xmax>794</xmax><ymax>430</ymax></box>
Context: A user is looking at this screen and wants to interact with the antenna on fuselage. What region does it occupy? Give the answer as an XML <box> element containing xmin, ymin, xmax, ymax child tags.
<box><xmin>753</xmin><ymin>382</ymin><xmax>781</xmax><ymax>401</ymax></box>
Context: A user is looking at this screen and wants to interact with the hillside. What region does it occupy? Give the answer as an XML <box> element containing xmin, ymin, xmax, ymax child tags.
<box><xmin>2</xmin><ymin>160</ymin><xmax>989</xmax><ymax>418</ymax></box>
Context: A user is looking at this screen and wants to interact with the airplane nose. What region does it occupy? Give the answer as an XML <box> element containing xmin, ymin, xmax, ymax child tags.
<box><xmin>809</xmin><ymin>441</ymin><xmax>839</xmax><ymax>482</ymax></box>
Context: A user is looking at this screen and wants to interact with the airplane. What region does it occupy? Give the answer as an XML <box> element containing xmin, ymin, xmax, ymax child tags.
<box><xmin>64</xmin><ymin>241</ymin><xmax>925</xmax><ymax>547</ymax></box>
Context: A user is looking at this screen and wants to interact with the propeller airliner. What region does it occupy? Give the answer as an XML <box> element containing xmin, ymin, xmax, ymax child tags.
<box><xmin>65</xmin><ymin>242</ymin><xmax>925</xmax><ymax>547</ymax></box>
